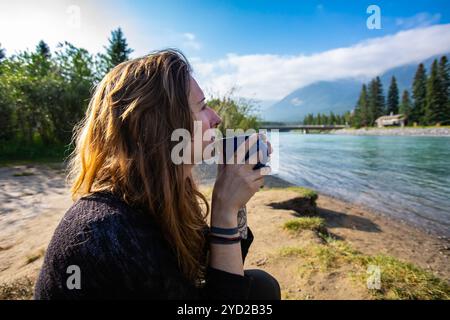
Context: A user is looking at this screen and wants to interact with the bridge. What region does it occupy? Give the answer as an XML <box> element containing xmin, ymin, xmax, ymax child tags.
<box><xmin>259</xmin><ymin>124</ymin><xmax>348</xmax><ymax>133</ymax></box>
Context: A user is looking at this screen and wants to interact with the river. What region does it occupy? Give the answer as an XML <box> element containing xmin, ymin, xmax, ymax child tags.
<box><xmin>271</xmin><ymin>132</ymin><xmax>450</xmax><ymax>236</ymax></box>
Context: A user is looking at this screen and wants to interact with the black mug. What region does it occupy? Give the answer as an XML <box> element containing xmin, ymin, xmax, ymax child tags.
<box><xmin>217</xmin><ymin>134</ymin><xmax>269</xmax><ymax>170</ymax></box>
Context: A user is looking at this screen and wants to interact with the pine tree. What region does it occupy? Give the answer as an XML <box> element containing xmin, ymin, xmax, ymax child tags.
<box><xmin>354</xmin><ymin>84</ymin><xmax>369</xmax><ymax>127</ymax></box>
<box><xmin>32</xmin><ymin>40</ymin><xmax>52</xmax><ymax>77</ymax></box>
<box><xmin>102</xmin><ymin>27</ymin><xmax>133</xmax><ymax>73</ymax></box>
<box><xmin>438</xmin><ymin>56</ymin><xmax>450</xmax><ymax>123</ymax></box>
<box><xmin>399</xmin><ymin>90</ymin><xmax>412</xmax><ymax>119</ymax></box>
<box><xmin>425</xmin><ymin>59</ymin><xmax>447</xmax><ymax>125</ymax></box>
<box><xmin>387</xmin><ymin>76</ymin><xmax>399</xmax><ymax>115</ymax></box>
<box><xmin>330</xmin><ymin>112</ymin><xmax>336</xmax><ymax>125</ymax></box>
<box><xmin>367</xmin><ymin>79</ymin><xmax>375</xmax><ymax>125</ymax></box>
<box><xmin>303</xmin><ymin>114</ymin><xmax>311</xmax><ymax>125</ymax></box>
<box><xmin>343</xmin><ymin>111</ymin><xmax>351</xmax><ymax>126</ymax></box>
<box><xmin>376</xmin><ymin>77</ymin><xmax>386</xmax><ymax>116</ymax></box>
<box><xmin>368</xmin><ymin>77</ymin><xmax>385</xmax><ymax>126</ymax></box>
<box><xmin>411</xmin><ymin>63</ymin><xmax>427</xmax><ymax>124</ymax></box>
<box><xmin>334</xmin><ymin>114</ymin><xmax>340</xmax><ymax>125</ymax></box>
<box><xmin>0</xmin><ymin>43</ymin><xmax>5</xmax><ymax>62</ymax></box>
<box><xmin>36</xmin><ymin>40</ymin><xmax>51</xmax><ymax>58</ymax></box>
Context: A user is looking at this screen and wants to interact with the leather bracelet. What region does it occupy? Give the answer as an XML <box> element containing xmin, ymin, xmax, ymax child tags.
<box><xmin>208</xmin><ymin>234</ymin><xmax>242</xmax><ymax>244</ymax></box>
<box><xmin>210</xmin><ymin>226</ymin><xmax>239</xmax><ymax>235</ymax></box>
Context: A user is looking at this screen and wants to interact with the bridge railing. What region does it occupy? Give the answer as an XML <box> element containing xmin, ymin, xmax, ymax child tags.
<box><xmin>259</xmin><ymin>124</ymin><xmax>349</xmax><ymax>130</ymax></box>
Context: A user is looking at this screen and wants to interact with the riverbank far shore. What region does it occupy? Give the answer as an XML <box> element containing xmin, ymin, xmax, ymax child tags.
<box><xmin>0</xmin><ymin>163</ymin><xmax>449</xmax><ymax>299</ymax></box>
<box><xmin>330</xmin><ymin>126</ymin><xmax>450</xmax><ymax>136</ymax></box>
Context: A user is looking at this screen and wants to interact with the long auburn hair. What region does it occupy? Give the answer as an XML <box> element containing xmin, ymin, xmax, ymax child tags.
<box><xmin>68</xmin><ymin>49</ymin><xmax>210</xmax><ymax>284</ymax></box>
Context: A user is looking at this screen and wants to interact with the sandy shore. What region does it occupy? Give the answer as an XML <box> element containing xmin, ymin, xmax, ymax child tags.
<box><xmin>0</xmin><ymin>163</ymin><xmax>449</xmax><ymax>299</ymax></box>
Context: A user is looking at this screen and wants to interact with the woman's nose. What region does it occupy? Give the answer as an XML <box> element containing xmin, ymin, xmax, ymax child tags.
<box><xmin>209</xmin><ymin>108</ymin><xmax>222</xmax><ymax>128</ymax></box>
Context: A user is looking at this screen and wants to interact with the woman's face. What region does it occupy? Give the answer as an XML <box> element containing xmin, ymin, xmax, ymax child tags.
<box><xmin>188</xmin><ymin>77</ymin><xmax>222</xmax><ymax>156</ymax></box>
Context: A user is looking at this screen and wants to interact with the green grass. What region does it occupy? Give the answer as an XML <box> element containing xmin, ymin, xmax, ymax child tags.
<box><xmin>279</xmin><ymin>241</ymin><xmax>358</xmax><ymax>271</ymax></box>
<box><xmin>283</xmin><ymin>217</ymin><xmax>325</xmax><ymax>233</ymax></box>
<box><xmin>266</xmin><ymin>186</ymin><xmax>318</xmax><ymax>200</ymax></box>
<box><xmin>285</xmin><ymin>186</ymin><xmax>318</xmax><ymax>200</ymax></box>
<box><xmin>13</xmin><ymin>171</ymin><xmax>35</xmax><ymax>177</ymax></box>
<box><xmin>25</xmin><ymin>248</ymin><xmax>45</xmax><ymax>265</ymax></box>
<box><xmin>277</xmin><ymin>241</ymin><xmax>450</xmax><ymax>300</ymax></box>
<box><xmin>279</xmin><ymin>246</ymin><xmax>306</xmax><ymax>257</ymax></box>
<box><xmin>0</xmin><ymin>137</ymin><xmax>72</xmax><ymax>166</ymax></box>
<box><xmin>357</xmin><ymin>254</ymin><xmax>450</xmax><ymax>300</ymax></box>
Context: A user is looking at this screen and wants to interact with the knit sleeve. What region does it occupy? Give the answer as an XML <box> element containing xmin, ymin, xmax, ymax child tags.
<box><xmin>35</xmin><ymin>209</ymin><xmax>168</xmax><ymax>299</ymax></box>
<box><xmin>35</xmin><ymin>194</ymin><xmax>256</xmax><ymax>300</ymax></box>
<box><xmin>34</xmin><ymin>197</ymin><xmax>194</xmax><ymax>299</ymax></box>
<box><xmin>201</xmin><ymin>266</ymin><xmax>252</xmax><ymax>300</ymax></box>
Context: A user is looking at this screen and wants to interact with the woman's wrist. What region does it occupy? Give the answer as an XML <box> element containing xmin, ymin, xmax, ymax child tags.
<box><xmin>209</xmin><ymin>206</ymin><xmax>244</xmax><ymax>277</ymax></box>
<box><xmin>211</xmin><ymin>216</ymin><xmax>237</xmax><ymax>228</ymax></box>
<box><xmin>211</xmin><ymin>198</ymin><xmax>239</xmax><ymax>227</ymax></box>
<box><xmin>211</xmin><ymin>208</ymin><xmax>238</xmax><ymax>228</ymax></box>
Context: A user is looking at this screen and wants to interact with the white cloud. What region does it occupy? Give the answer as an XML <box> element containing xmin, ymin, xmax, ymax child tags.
<box><xmin>396</xmin><ymin>12</ymin><xmax>441</xmax><ymax>29</ymax></box>
<box><xmin>1</xmin><ymin>3</ymin><xmax>448</xmax><ymax>104</ymax></box>
<box><xmin>183</xmin><ymin>33</ymin><xmax>195</xmax><ymax>41</ymax></box>
<box><xmin>290</xmin><ymin>98</ymin><xmax>303</xmax><ymax>106</ymax></box>
<box><xmin>0</xmin><ymin>0</ymin><xmax>201</xmax><ymax>58</ymax></box>
<box><xmin>192</xmin><ymin>24</ymin><xmax>450</xmax><ymax>101</ymax></box>
<box><xmin>182</xmin><ymin>32</ymin><xmax>201</xmax><ymax>51</ymax></box>
<box><xmin>0</xmin><ymin>0</ymin><xmax>153</xmax><ymax>57</ymax></box>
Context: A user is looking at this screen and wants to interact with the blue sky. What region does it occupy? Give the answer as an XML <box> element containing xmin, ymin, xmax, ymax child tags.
<box><xmin>115</xmin><ymin>0</ymin><xmax>450</xmax><ymax>59</ymax></box>
<box><xmin>1</xmin><ymin>0</ymin><xmax>450</xmax><ymax>103</ymax></box>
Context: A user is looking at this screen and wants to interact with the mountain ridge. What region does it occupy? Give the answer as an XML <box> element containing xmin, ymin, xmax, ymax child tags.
<box><xmin>262</xmin><ymin>54</ymin><xmax>448</xmax><ymax>122</ymax></box>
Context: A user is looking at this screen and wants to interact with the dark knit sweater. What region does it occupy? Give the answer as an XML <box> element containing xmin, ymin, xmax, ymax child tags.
<box><xmin>34</xmin><ymin>191</ymin><xmax>254</xmax><ymax>300</ymax></box>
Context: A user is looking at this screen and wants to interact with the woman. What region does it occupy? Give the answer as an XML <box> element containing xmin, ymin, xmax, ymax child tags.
<box><xmin>34</xmin><ymin>49</ymin><xmax>281</xmax><ymax>300</ymax></box>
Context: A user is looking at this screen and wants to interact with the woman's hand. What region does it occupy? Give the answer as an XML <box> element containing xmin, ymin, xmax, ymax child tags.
<box><xmin>211</xmin><ymin>134</ymin><xmax>271</xmax><ymax>227</ymax></box>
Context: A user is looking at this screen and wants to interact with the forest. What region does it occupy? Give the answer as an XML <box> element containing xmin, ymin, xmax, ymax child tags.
<box><xmin>0</xmin><ymin>28</ymin><xmax>258</xmax><ymax>161</ymax></box>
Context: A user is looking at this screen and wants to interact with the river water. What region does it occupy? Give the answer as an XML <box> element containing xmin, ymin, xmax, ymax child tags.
<box><xmin>271</xmin><ymin>132</ymin><xmax>450</xmax><ymax>236</ymax></box>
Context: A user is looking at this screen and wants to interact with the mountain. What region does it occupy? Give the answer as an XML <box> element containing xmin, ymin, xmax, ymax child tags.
<box><xmin>262</xmin><ymin>79</ymin><xmax>361</xmax><ymax>122</ymax></box>
<box><xmin>262</xmin><ymin>54</ymin><xmax>447</xmax><ymax>122</ymax></box>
